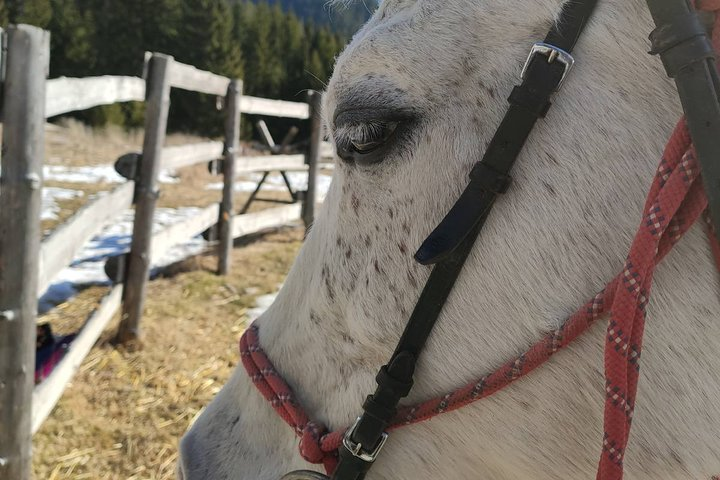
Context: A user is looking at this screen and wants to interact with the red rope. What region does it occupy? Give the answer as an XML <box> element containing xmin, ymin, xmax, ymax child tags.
<box><xmin>240</xmin><ymin>5</ymin><xmax>720</xmax><ymax>478</ymax></box>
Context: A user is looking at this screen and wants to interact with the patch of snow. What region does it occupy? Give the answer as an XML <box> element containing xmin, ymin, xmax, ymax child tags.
<box><xmin>157</xmin><ymin>170</ymin><xmax>181</xmax><ymax>184</ymax></box>
<box><xmin>39</xmin><ymin>207</ymin><xmax>210</xmax><ymax>313</ymax></box>
<box><xmin>42</xmin><ymin>187</ymin><xmax>83</xmax><ymax>221</ymax></box>
<box><xmin>247</xmin><ymin>291</ymin><xmax>279</xmax><ymax>321</ymax></box>
<box><xmin>44</xmin><ymin>165</ymin><xmax>124</xmax><ymax>184</ymax></box>
<box><xmin>44</xmin><ymin>164</ymin><xmax>180</xmax><ymax>185</ymax></box>
<box><xmin>38</xmin><ymin>167</ymin><xmax>323</xmax><ymax>315</ymax></box>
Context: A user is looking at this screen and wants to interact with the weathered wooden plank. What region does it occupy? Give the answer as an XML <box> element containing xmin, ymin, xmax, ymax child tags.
<box><xmin>37</xmin><ymin>182</ymin><xmax>135</xmax><ymax>297</ymax></box>
<box><xmin>117</xmin><ymin>54</ymin><xmax>172</xmax><ymax>345</ymax></box>
<box><xmin>218</xmin><ymin>80</ymin><xmax>242</xmax><ymax>275</ymax></box>
<box><xmin>240</xmin><ymin>95</ymin><xmax>309</xmax><ymax>119</ymax></box>
<box><xmin>304</xmin><ymin>91</ymin><xmax>322</xmax><ymax>229</ymax></box>
<box><xmin>161</xmin><ymin>142</ymin><xmax>223</xmax><ymax>171</ymax></box>
<box><xmin>235</xmin><ymin>154</ymin><xmax>307</xmax><ymax>174</ymax></box>
<box><xmin>151</xmin><ymin>204</ymin><xmax>220</xmax><ymax>260</ymax></box>
<box><xmin>0</xmin><ymin>25</ymin><xmax>49</xmax><ymax>480</ymax></box>
<box><xmin>231</xmin><ymin>204</ymin><xmax>302</xmax><ymax>239</ymax></box>
<box><xmin>45</xmin><ymin>76</ymin><xmax>146</xmax><ymax>118</ymax></box>
<box><xmin>31</xmin><ymin>286</ymin><xmax>122</xmax><ymax>434</ymax></box>
<box><xmin>168</xmin><ymin>59</ymin><xmax>230</xmax><ymax>96</ymax></box>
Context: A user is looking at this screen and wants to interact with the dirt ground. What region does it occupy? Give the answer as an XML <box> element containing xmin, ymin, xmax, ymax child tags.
<box><xmin>33</xmin><ymin>227</ymin><xmax>305</xmax><ymax>480</ymax></box>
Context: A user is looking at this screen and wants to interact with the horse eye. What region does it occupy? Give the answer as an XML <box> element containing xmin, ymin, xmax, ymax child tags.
<box><xmin>333</xmin><ymin>108</ymin><xmax>415</xmax><ymax>165</ymax></box>
<box><xmin>349</xmin><ymin>121</ymin><xmax>399</xmax><ymax>154</ymax></box>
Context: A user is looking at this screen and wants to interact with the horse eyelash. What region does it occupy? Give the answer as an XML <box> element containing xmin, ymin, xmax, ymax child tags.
<box><xmin>335</xmin><ymin>121</ymin><xmax>395</xmax><ymax>144</ymax></box>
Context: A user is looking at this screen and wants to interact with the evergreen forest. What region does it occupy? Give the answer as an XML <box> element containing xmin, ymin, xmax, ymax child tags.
<box><xmin>0</xmin><ymin>0</ymin><xmax>373</xmax><ymax>135</ymax></box>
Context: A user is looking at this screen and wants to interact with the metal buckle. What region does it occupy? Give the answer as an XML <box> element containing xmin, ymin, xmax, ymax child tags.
<box><xmin>520</xmin><ymin>42</ymin><xmax>575</xmax><ymax>91</ymax></box>
<box><xmin>341</xmin><ymin>417</ymin><xmax>389</xmax><ymax>463</ymax></box>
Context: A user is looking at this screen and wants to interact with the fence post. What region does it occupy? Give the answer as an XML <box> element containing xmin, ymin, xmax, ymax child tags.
<box><xmin>218</xmin><ymin>79</ymin><xmax>242</xmax><ymax>275</ymax></box>
<box><xmin>116</xmin><ymin>53</ymin><xmax>172</xmax><ymax>345</ymax></box>
<box><xmin>0</xmin><ymin>25</ymin><xmax>50</xmax><ymax>480</ymax></box>
<box><xmin>303</xmin><ymin>91</ymin><xmax>322</xmax><ymax>229</ymax></box>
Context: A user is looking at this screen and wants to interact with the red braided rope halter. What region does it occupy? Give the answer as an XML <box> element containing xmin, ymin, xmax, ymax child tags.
<box><xmin>240</xmin><ymin>3</ymin><xmax>720</xmax><ymax>478</ymax></box>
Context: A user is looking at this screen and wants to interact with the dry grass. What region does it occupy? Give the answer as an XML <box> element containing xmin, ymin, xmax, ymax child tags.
<box><xmin>33</xmin><ymin>227</ymin><xmax>305</xmax><ymax>480</ymax></box>
<box><xmin>45</xmin><ymin>120</ymin><xmax>202</xmax><ymax>168</ymax></box>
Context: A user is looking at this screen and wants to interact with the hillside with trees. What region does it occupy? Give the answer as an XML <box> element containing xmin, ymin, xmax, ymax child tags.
<box><xmin>0</xmin><ymin>0</ymin><xmax>373</xmax><ymax>135</ymax></box>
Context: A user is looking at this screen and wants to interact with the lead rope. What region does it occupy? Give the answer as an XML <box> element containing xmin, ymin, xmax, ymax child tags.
<box><xmin>241</xmin><ymin>5</ymin><xmax>720</xmax><ymax>479</ymax></box>
<box><xmin>600</xmin><ymin>2</ymin><xmax>720</xmax><ymax>478</ymax></box>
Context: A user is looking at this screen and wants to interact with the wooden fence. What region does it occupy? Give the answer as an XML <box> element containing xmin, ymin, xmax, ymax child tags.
<box><xmin>0</xmin><ymin>24</ymin><xmax>324</xmax><ymax>480</ymax></box>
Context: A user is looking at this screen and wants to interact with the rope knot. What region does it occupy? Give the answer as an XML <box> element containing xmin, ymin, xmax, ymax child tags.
<box><xmin>299</xmin><ymin>422</ymin><xmax>327</xmax><ymax>464</ymax></box>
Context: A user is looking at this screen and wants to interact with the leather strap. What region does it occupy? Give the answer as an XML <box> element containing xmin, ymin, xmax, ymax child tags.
<box><xmin>415</xmin><ymin>0</ymin><xmax>598</xmax><ymax>266</ymax></box>
<box><xmin>646</xmin><ymin>0</ymin><xmax>720</xmax><ymax>233</ymax></box>
<box><xmin>330</xmin><ymin>2</ymin><xmax>599</xmax><ymax>479</ymax></box>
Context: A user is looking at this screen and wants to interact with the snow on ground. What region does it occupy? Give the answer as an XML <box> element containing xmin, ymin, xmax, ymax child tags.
<box><xmin>42</xmin><ymin>187</ymin><xmax>83</xmax><ymax>221</ymax></box>
<box><xmin>247</xmin><ymin>291</ymin><xmax>279</xmax><ymax>321</ymax></box>
<box><xmin>44</xmin><ymin>164</ymin><xmax>180</xmax><ymax>185</ymax></box>
<box><xmin>41</xmin><ymin>164</ymin><xmax>180</xmax><ymax>223</ymax></box>
<box><xmin>39</xmin><ymin>207</ymin><xmax>208</xmax><ymax>313</ymax></box>
<box><xmin>39</xmin><ymin>165</ymin><xmax>333</xmax><ymax>315</ymax></box>
<box><xmin>44</xmin><ymin>164</ymin><xmax>125</xmax><ymax>184</ymax></box>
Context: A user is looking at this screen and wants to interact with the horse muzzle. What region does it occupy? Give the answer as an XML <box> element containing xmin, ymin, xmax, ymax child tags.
<box><xmin>280</xmin><ymin>471</ymin><xmax>330</xmax><ymax>480</ymax></box>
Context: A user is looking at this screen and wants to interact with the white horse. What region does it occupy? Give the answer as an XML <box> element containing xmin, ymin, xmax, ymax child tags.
<box><xmin>178</xmin><ymin>0</ymin><xmax>720</xmax><ymax>478</ymax></box>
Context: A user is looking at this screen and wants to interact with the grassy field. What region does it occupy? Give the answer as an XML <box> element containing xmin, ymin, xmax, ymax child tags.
<box><xmin>31</xmin><ymin>120</ymin><xmax>308</xmax><ymax>479</ymax></box>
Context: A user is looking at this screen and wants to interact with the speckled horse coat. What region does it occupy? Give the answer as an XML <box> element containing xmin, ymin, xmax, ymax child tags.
<box><xmin>177</xmin><ymin>0</ymin><xmax>720</xmax><ymax>478</ymax></box>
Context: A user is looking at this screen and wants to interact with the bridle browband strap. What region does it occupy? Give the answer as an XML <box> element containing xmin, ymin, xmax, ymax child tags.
<box><xmin>332</xmin><ymin>2</ymin><xmax>599</xmax><ymax>479</ymax></box>
<box><xmin>415</xmin><ymin>0</ymin><xmax>599</xmax><ymax>266</ymax></box>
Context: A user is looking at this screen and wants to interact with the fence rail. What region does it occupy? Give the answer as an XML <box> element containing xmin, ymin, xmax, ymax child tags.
<box><xmin>235</xmin><ymin>154</ymin><xmax>307</xmax><ymax>173</ymax></box>
<box><xmin>239</xmin><ymin>95</ymin><xmax>309</xmax><ymax>119</ymax></box>
<box><xmin>37</xmin><ymin>182</ymin><xmax>135</xmax><ymax>296</ymax></box>
<box><xmin>168</xmin><ymin>59</ymin><xmax>231</xmax><ymax>96</ymax></box>
<box><xmin>45</xmin><ymin>76</ymin><xmax>146</xmax><ymax>118</ymax></box>
<box><xmin>45</xmin><ymin>74</ymin><xmax>309</xmax><ymax>120</ymax></box>
<box><xmin>161</xmin><ymin>141</ymin><xmax>224</xmax><ymax>171</ymax></box>
<box><xmin>151</xmin><ymin>204</ymin><xmax>220</xmax><ymax>259</ymax></box>
<box><xmin>232</xmin><ymin>204</ymin><xmax>302</xmax><ymax>238</ymax></box>
<box><xmin>31</xmin><ymin>286</ymin><xmax>123</xmax><ymax>433</ymax></box>
<box><xmin>0</xmin><ymin>33</ymin><xmax>325</xmax><ymax>480</ymax></box>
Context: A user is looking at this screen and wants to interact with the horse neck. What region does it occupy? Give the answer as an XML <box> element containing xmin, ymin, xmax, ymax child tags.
<box><xmin>258</xmin><ymin>0</ymin><xmax>681</xmax><ymax>427</ymax></box>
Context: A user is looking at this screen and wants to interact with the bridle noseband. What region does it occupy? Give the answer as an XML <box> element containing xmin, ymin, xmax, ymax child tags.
<box><xmin>242</xmin><ymin>1</ymin><xmax>720</xmax><ymax>479</ymax></box>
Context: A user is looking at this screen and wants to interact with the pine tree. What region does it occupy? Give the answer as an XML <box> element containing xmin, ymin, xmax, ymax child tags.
<box><xmin>240</xmin><ymin>1</ymin><xmax>273</xmax><ymax>96</ymax></box>
<box><xmin>48</xmin><ymin>0</ymin><xmax>95</xmax><ymax>77</ymax></box>
<box><xmin>0</xmin><ymin>1</ymin><xmax>8</xmax><ymax>25</ymax></box>
<box><xmin>88</xmin><ymin>0</ymin><xmax>144</xmax><ymax>75</ymax></box>
<box><xmin>280</xmin><ymin>9</ymin><xmax>306</xmax><ymax>99</ymax></box>
<box><xmin>178</xmin><ymin>0</ymin><xmax>242</xmax><ymax>77</ymax></box>
<box><xmin>142</xmin><ymin>0</ymin><xmax>183</xmax><ymax>56</ymax></box>
<box><xmin>169</xmin><ymin>0</ymin><xmax>244</xmax><ymax>134</ymax></box>
<box><xmin>14</xmin><ymin>0</ymin><xmax>52</xmax><ymax>27</ymax></box>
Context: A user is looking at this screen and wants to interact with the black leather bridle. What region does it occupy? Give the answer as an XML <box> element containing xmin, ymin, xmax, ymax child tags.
<box><xmin>284</xmin><ymin>0</ymin><xmax>720</xmax><ymax>479</ymax></box>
